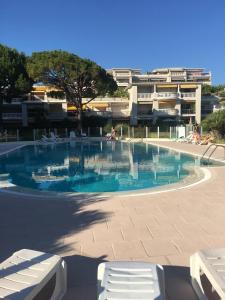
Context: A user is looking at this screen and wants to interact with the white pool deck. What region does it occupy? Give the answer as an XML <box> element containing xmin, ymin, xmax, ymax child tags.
<box><xmin>0</xmin><ymin>140</ymin><xmax>225</xmax><ymax>300</ymax></box>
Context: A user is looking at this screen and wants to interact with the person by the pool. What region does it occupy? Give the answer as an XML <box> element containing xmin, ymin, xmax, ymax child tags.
<box><xmin>111</xmin><ymin>128</ymin><xmax>116</xmax><ymax>140</ymax></box>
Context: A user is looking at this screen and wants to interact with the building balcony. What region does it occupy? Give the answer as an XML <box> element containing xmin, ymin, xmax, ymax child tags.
<box><xmin>112</xmin><ymin>110</ymin><xmax>130</xmax><ymax>118</ymax></box>
<box><xmin>181</xmin><ymin>109</ymin><xmax>195</xmax><ymax>116</ymax></box>
<box><xmin>137</xmin><ymin>93</ymin><xmax>153</xmax><ymax>100</ymax></box>
<box><xmin>85</xmin><ymin>111</ymin><xmax>112</xmax><ymax>118</ymax></box>
<box><xmin>117</xmin><ymin>82</ymin><xmax>130</xmax><ymax>87</ymax></box>
<box><xmin>85</xmin><ymin>97</ymin><xmax>129</xmax><ymax>103</ymax></box>
<box><xmin>154</xmin><ymin>108</ymin><xmax>178</xmax><ymax>116</ymax></box>
<box><xmin>155</xmin><ymin>93</ymin><xmax>178</xmax><ymax>99</ymax></box>
<box><xmin>180</xmin><ymin>92</ymin><xmax>196</xmax><ymax>98</ymax></box>
<box><xmin>138</xmin><ymin>92</ymin><xmax>179</xmax><ymax>100</ymax></box>
<box><xmin>188</xmin><ymin>74</ymin><xmax>210</xmax><ymax>80</ymax></box>
<box><xmin>137</xmin><ymin>113</ymin><xmax>153</xmax><ymax>120</ymax></box>
<box><xmin>171</xmin><ymin>72</ymin><xmax>186</xmax><ymax>77</ymax></box>
<box><xmin>2</xmin><ymin>113</ymin><xmax>22</xmax><ymax>120</ymax></box>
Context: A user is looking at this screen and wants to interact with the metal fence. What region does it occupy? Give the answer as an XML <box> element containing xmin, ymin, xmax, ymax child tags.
<box><xmin>0</xmin><ymin>125</ymin><xmax>198</xmax><ymax>142</ymax></box>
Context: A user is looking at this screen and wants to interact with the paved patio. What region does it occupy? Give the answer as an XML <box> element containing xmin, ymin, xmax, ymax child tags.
<box><xmin>0</xmin><ymin>141</ymin><xmax>225</xmax><ymax>299</ymax></box>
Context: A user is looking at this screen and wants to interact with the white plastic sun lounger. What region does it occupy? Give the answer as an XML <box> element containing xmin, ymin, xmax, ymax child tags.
<box><xmin>69</xmin><ymin>131</ymin><xmax>76</xmax><ymax>139</ymax></box>
<box><xmin>41</xmin><ymin>135</ymin><xmax>51</xmax><ymax>142</ymax></box>
<box><xmin>0</xmin><ymin>249</ymin><xmax>67</xmax><ymax>300</ymax></box>
<box><xmin>50</xmin><ymin>132</ymin><xmax>63</xmax><ymax>141</ymax></box>
<box><xmin>190</xmin><ymin>248</ymin><xmax>225</xmax><ymax>300</ymax></box>
<box><xmin>97</xmin><ymin>261</ymin><xmax>165</xmax><ymax>300</ymax></box>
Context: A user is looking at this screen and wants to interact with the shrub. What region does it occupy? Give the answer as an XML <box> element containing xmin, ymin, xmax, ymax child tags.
<box><xmin>109</xmin><ymin>87</ymin><xmax>129</xmax><ymax>98</ymax></box>
<box><xmin>202</xmin><ymin>110</ymin><xmax>225</xmax><ymax>137</ymax></box>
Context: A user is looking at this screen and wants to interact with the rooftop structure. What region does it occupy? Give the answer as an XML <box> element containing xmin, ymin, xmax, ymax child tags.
<box><xmin>108</xmin><ymin>67</ymin><xmax>211</xmax><ymax>87</ymax></box>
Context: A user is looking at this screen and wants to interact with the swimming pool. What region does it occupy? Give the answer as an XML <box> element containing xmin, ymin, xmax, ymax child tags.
<box><xmin>0</xmin><ymin>141</ymin><xmax>218</xmax><ymax>193</ymax></box>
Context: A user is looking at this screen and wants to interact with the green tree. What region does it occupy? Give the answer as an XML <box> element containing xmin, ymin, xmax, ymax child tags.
<box><xmin>202</xmin><ymin>84</ymin><xmax>213</xmax><ymax>96</ymax></box>
<box><xmin>0</xmin><ymin>44</ymin><xmax>33</xmax><ymax>128</ymax></box>
<box><xmin>27</xmin><ymin>50</ymin><xmax>117</xmax><ymax>130</ymax></box>
<box><xmin>110</xmin><ymin>87</ymin><xmax>129</xmax><ymax>98</ymax></box>
<box><xmin>202</xmin><ymin>84</ymin><xmax>225</xmax><ymax>96</ymax></box>
<box><xmin>0</xmin><ymin>44</ymin><xmax>32</xmax><ymax>100</ymax></box>
<box><xmin>202</xmin><ymin>110</ymin><xmax>225</xmax><ymax>137</ymax></box>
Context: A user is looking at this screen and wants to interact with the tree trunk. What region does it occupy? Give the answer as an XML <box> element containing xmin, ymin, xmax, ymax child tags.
<box><xmin>77</xmin><ymin>107</ymin><xmax>83</xmax><ymax>135</ymax></box>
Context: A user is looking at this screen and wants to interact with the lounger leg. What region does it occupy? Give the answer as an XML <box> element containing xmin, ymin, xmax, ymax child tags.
<box><xmin>190</xmin><ymin>254</ymin><xmax>207</xmax><ymax>300</ymax></box>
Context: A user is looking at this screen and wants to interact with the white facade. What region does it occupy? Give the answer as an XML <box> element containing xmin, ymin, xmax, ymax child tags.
<box><xmin>107</xmin><ymin>67</ymin><xmax>212</xmax><ymax>124</ymax></box>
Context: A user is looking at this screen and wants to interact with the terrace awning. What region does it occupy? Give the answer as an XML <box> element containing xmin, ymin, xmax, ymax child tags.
<box><xmin>180</xmin><ymin>84</ymin><xmax>197</xmax><ymax>89</ymax></box>
<box><xmin>90</xmin><ymin>103</ymin><xmax>109</xmax><ymax>108</ymax></box>
<box><xmin>67</xmin><ymin>104</ymin><xmax>87</xmax><ymax>111</ymax></box>
<box><xmin>157</xmin><ymin>84</ymin><xmax>177</xmax><ymax>88</ymax></box>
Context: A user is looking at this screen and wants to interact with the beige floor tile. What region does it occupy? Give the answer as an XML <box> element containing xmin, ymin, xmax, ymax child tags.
<box><xmin>172</xmin><ymin>238</ymin><xmax>208</xmax><ymax>253</ymax></box>
<box><xmin>81</xmin><ymin>241</ymin><xmax>114</xmax><ymax>259</ymax></box>
<box><xmin>147</xmin><ymin>224</ymin><xmax>181</xmax><ymax>239</ymax></box>
<box><xmin>64</xmin><ymin>230</ymin><xmax>94</xmax><ymax>243</ymax></box>
<box><xmin>121</xmin><ymin>226</ymin><xmax>152</xmax><ymax>241</ymax></box>
<box><xmin>167</xmin><ymin>253</ymin><xmax>190</xmax><ymax>266</ymax></box>
<box><xmin>204</xmin><ymin>235</ymin><xmax>225</xmax><ymax>248</ymax></box>
<box><xmin>106</xmin><ymin>215</ymin><xmax>133</xmax><ymax>229</ymax></box>
<box><xmin>93</xmin><ymin>228</ymin><xmax>124</xmax><ymax>242</ymax></box>
<box><xmin>142</xmin><ymin>239</ymin><xmax>179</xmax><ymax>257</ymax></box>
<box><xmin>139</xmin><ymin>256</ymin><xmax>170</xmax><ymax>265</ymax></box>
<box><xmin>112</xmin><ymin>241</ymin><xmax>148</xmax><ymax>259</ymax></box>
<box><xmin>130</xmin><ymin>214</ymin><xmax>158</xmax><ymax>228</ymax></box>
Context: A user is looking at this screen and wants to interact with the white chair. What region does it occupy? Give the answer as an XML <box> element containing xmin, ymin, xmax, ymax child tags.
<box><xmin>0</xmin><ymin>249</ymin><xmax>67</xmax><ymax>300</ymax></box>
<box><xmin>69</xmin><ymin>131</ymin><xmax>76</xmax><ymax>139</ymax></box>
<box><xmin>80</xmin><ymin>131</ymin><xmax>87</xmax><ymax>138</ymax></box>
<box><xmin>97</xmin><ymin>261</ymin><xmax>165</xmax><ymax>300</ymax></box>
<box><xmin>41</xmin><ymin>135</ymin><xmax>51</xmax><ymax>142</ymax></box>
<box><xmin>50</xmin><ymin>132</ymin><xmax>61</xmax><ymax>141</ymax></box>
<box><xmin>190</xmin><ymin>248</ymin><xmax>225</xmax><ymax>299</ymax></box>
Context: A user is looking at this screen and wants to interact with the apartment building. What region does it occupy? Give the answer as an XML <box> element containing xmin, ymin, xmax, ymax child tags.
<box><xmin>107</xmin><ymin>67</ymin><xmax>212</xmax><ymax>125</ymax></box>
<box><xmin>1</xmin><ymin>84</ymin><xmax>68</xmax><ymax>127</ymax></box>
<box><xmin>1</xmin><ymin>67</ymin><xmax>214</xmax><ymax>127</ymax></box>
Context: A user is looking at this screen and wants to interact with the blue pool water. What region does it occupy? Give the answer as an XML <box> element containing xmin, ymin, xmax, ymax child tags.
<box><xmin>0</xmin><ymin>141</ymin><xmax>211</xmax><ymax>193</ymax></box>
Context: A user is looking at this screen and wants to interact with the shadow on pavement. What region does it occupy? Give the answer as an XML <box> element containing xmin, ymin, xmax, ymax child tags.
<box><xmin>0</xmin><ymin>192</ymin><xmax>109</xmax><ymax>261</ymax></box>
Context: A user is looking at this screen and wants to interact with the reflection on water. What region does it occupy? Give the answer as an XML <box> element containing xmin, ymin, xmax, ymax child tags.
<box><xmin>0</xmin><ymin>141</ymin><xmax>201</xmax><ymax>193</ymax></box>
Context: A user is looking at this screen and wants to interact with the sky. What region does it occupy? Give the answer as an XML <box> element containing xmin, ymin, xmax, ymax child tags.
<box><xmin>1</xmin><ymin>0</ymin><xmax>225</xmax><ymax>84</ymax></box>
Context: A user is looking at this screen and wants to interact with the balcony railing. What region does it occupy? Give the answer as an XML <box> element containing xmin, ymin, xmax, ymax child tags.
<box><xmin>181</xmin><ymin>109</ymin><xmax>195</xmax><ymax>115</ymax></box>
<box><xmin>138</xmin><ymin>92</ymin><xmax>179</xmax><ymax>99</ymax></box>
<box><xmin>181</xmin><ymin>93</ymin><xmax>196</xmax><ymax>98</ymax></box>
<box><xmin>137</xmin><ymin>93</ymin><xmax>153</xmax><ymax>99</ymax></box>
<box><xmin>154</xmin><ymin>108</ymin><xmax>178</xmax><ymax>116</ymax></box>
<box><xmin>171</xmin><ymin>72</ymin><xmax>186</xmax><ymax>76</ymax></box>
<box><xmin>2</xmin><ymin>113</ymin><xmax>22</xmax><ymax>119</ymax></box>
<box><xmin>156</xmin><ymin>93</ymin><xmax>178</xmax><ymax>99</ymax></box>
<box><xmin>85</xmin><ymin>97</ymin><xmax>129</xmax><ymax>102</ymax></box>
<box><xmin>112</xmin><ymin>110</ymin><xmax>130</xmax><ymax>118</ymax></box>
<box><xmin>188</xmin><ymin>74</ymin><xmax>210</xmax><ymax>79</ymax></box>
<box><xmin>85</xmin><ymin>111</ymin><xmax>112</xmax><ymax>117</ymax></box>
